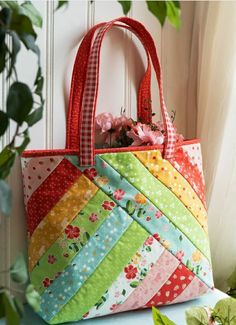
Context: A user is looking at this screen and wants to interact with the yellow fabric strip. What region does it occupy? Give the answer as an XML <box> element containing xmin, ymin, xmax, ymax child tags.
<box><xmin>28</xmin><ymin>175</ymin><xmax>98</xmax><ymax>272</ymax></box>
<box><xmin>134</xmin><ymin>150</ymin><xmax>208</xmax><ymax>233</ymax></box>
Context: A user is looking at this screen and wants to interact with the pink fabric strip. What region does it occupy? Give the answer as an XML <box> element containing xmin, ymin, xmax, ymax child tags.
<box><xmin>114</xmin><ymin>250</ymin><xmax>179</xmax><ymax>313</ymax></box>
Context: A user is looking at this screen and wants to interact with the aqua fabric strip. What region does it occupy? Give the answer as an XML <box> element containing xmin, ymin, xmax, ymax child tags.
<box><xmin>39</xmin><ymin>206</ymin><xmax>133</xmax><ymax>321</ymax></box>
<box><xmin>88</xmin><ymin>155</ymin><xmax>213</xmax><ymax>288</ymax></box>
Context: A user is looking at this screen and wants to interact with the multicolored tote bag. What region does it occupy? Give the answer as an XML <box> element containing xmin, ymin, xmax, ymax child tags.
<box><xmin>21</xmin><ymin>17</ymin><xmax>214</xmax><ymax>324</ymax></box>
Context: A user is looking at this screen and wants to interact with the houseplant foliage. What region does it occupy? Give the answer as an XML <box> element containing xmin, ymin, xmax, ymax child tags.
<box><xmin>0</xmin><ymin>1</ymin><xmax>43</xmax><ymax>323</ymax></box>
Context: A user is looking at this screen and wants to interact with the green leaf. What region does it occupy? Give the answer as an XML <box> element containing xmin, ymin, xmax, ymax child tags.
<box><xmin>126</xmin><ymin>200</ymin><xmax>135</xmax><ymax>215</ymax></box>
<box><xmin>10</xmin><ymin>11</ymin><xmax>36</xmax><ymax>37</ymax></box>
<box><xmin>130</xmin><ymin>281</ymin><xmax>139</xmax><ymax>288</ymax></box>
<box><xmin>83</xmin><ymin>232</ymin><xmax>90</xmax><ymax>242</ymax></box>
<box><xmin>0</xmin><ymin>26</ymin><xmax>7</xmax><ymax>73</ymax></box>
<box><xmin>21</xmin><ymin>33</ymin><xmax>40</xmax><ymax>56</ymax></box>
<box><xmin>10</xmin><ymin>253</ymin><xmax>28</xmax><ymax>284</ymax></box>
<box><xmin>0</xmin><ymin>146</ymin><xmax>16</xmax><ymax>179</ymax></box>
<box><xmin>152</xmin><ymin>307</ymin><xmax>176</xmax><ymax>325</ymax></box>
<box><xmin>227</xmin><ymin>288</ymin><xmax>236</xmax><ymax>299</ymax></box>
<box><xmin>0</xmin><ymin>6</ymin><xmax>12</xmax><ymax>26</ymax></box>
<box><xmin>118</xmin><ymin>1</ymin><xmax>132</xmax><ymax>15</ymax></box>
<box><xmin>0</xmin><ymin>111</ymin><xmax>9</xmax><ymax>136</ymax></box>
<box><xmin>137</xmin><ymin>209</ymin><xmax>145</xmax><ymax>218</ymax></box>
<box><xmin>122</xmin><ymin>289</ymin><xmax>126</xmax><ymax>296</ymax></box>
<box><xmin>166</xmin><ymin>1</ymin><xmax>181</xmax><ymax>29</ymax></box>
<box><xmin>7</xmin><ymin>81</ymin><xmax>33</xmax><ymax>124</ymax></box>
<box><xmin>146</xmin><ymin>1</ymin><xmax>167</xmax><ymax>26</ymax></box>
<box><xmin>185</xmin><ymin>307</ymin><xmax>209</xmax><ymax>325</ymax></box>
<box><xmin>0</xmin><ymin>291</ymin><xmax>21</xmax><ymax>325</ymax></box>
<box><xmin>25</xmin><ymin>106</ymin><xmax>43</xmax><ymax>126</ymax></box>
<box><xmin>7</xmin><ymin>31</ymin><xmax>21</xmax><ymax>78</ymax></box>
<box><xmin>55</xmin><ymin>1</ymin><xmax>69</xmax><ymax>11</ymax></box>
<box><xmin>0</xmin><ymin>180</ymin><xmax>11</xmax><ymax>216</ymax></box>
<box><xmin>213</xmin><ymin>297</ymin><xmax>236</xmax><ymax>324</ymax></box>
<box><xmin>227</xmin><ymin>267</ymin><xmax>236</xmax><ymax>289</ymax></box>
<box><xmin>15</xmin><ymin>130</ymin><xmax>30</xmax><ymax>154</ymax></box>
<box><xmin>21</xmin><ymin>1</ymin><xmax>43</xmax><ymax>28</ymax></box>
<box><xmin>25</xmin><ymin>284</ymin><xmax>41</xmax><ymax>312</ymax></box>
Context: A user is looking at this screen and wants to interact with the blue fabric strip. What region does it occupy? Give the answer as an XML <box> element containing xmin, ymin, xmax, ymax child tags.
<box><xmin>39</xmin><ymin>206</ymin><xmax>133</xmax><ymax>321</ymax></box>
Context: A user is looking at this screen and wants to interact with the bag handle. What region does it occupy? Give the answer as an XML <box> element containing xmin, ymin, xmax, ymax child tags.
<box><xmin>79</xmin><ymin>18</ymin><xmax>176</xmax><ymax>166</ymax></box>
<box><xmin>66</xmin><ymin>22</ymin><xmax>153</xmax><ymax>149</ymax></box>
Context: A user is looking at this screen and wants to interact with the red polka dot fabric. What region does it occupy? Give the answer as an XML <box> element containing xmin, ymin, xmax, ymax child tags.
<box><xmin>26</xmin><ymin>159</ymin><xmax>81</xmax><ymax>236</ymax></box>
<box><xmin>145</xmin><ymin>263</ymin><xmax>194</xmax><ymax>307</ymax></box>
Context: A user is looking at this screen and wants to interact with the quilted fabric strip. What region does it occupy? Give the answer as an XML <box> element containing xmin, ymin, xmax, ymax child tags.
<box><xmin>113</xmin><ymin>250</ymin><xmax>179</xmax><ymax>312</ymax></box>
<box><xmin>100</xmin><ymin>152</ymin><xmax>210</xmax><ymax>260</ymax></box>
<box><xmin>84</xmin><ymin>235</ymin><xmax>164</xmax><ymax>319</ymax></box>
<box><xmin>133</xmin><ymin>150</ymin><xmax>208</xmax><ymax>232</ymax></box>
<box><xmin>21</xmin><ymin>156</ymin><xmax>63</xmax><ymax>205</ymax></box>
<box><xmin>183</xmin><ymin>143</ymin><xmax>204</xmax><ymax>176</ymax></box>
<box><xmin>47</xmin><ymin>222</ymin><xmax>148</xmax><ymax>324</ymax></box>
<box><xmin>30</xmin><ymin>190</ymin><xmax>114</xmax><ymax>294</ymax></box>
<box><xmin>28</xmin><ymin>174</ymin><xmax>98</xmax><ymax>271</ymax></box>
<box><xmin>39</xmin><ymin>206</ymin><xmax>133</xmax><ymax>321</ymax></box>
<box><xmin>89</xmin><ymin>156</ymin><xmax>213</xmax><ymax>287</ymax></box>
<box><xmin>171</xmin><ymin>276</ymin><xmax>210</xmax><ymax>304</ymax></box>
<box><xmin>27</xmin><ymin>159</ymin><xmax>82</xmax><ymax>236</ymax></box>
<box><xmin>145</xmin><ymin>263</ymin><xmax>194</xmax><ymax>307</ymax></box>
<box><xmin>169</xmin><ymin>147</ymin><xmax>206</xmax><ymax>207</ymax></box>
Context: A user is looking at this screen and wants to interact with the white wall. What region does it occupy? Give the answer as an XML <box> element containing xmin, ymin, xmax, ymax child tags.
<box><xmin>0</xmin><ymin>0</ymin><xmax>195</xmax><ymax>289</ymax></box>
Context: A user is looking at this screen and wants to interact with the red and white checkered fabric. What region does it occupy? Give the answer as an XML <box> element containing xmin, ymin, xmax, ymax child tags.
<box><xmin>79</xmin><ymin>18</ymin><xmax>176</xmax><ymax>166</ymax></box>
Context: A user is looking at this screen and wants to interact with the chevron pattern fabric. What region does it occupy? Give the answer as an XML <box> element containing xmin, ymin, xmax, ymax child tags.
<box><xmin>21</xmin><ymin>141</ymin><xmax>214</xmax><ymax>324</ymax></box>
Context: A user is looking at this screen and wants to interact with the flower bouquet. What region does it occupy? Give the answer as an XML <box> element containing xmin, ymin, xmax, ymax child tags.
<box><xmin>95</xmin><ymin>111</ymin><xmax>183</xmax><ymax>149</ymax></box>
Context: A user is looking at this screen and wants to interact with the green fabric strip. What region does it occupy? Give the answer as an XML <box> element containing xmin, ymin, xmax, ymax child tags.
<box><xmin>30</xmin><ymin>190</ymin><xmax>114</xmax><ymax>294</ymax></box>
<box><xmin>49</xmin><ymin>221</ymin><xmax>148</xmax><ymax>324</ymax></box>
<box><xmin>100</xmin><ymin>152</ymin><xmax>210</xmax><ymax>260</ymax></box>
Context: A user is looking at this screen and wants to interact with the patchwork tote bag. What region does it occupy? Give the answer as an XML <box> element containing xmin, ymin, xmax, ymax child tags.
<box><xmin>21</xmin><ymin>17</ymin><xmax>214</xmax><ymax>324</ymax></box>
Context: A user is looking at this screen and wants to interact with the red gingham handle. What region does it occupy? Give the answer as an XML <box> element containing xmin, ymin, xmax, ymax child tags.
<box><xmin>66</xmin><ymin>22</ymin><xmax>152</xmax><ymax>149</ymax></box>
<box><xmin>79</xmin><ymin>17</ymin><xmax>177</xmax><ymax>166</ymax></box>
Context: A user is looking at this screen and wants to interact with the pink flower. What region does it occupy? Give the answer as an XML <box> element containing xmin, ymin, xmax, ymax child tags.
<box><xmin>176</xmin><ymin>250</ymin><xmax>185</xmax><ymax>261</ymax></box>
<box><xmin>127</xmin><ymin>123</ymin><xmax>164</xmax><ymax>146</ymax></box>
<box><xmin>89</xmin><ymin>213</ymin><xmax>98</xmax><ymax>222</ymax></box>
<box><xmin>144</xmin><ymin>237</ymin><xmax>154</xmax><ymax>246</ymax></box>
<box><xmin>113</xmin><ymin>189</ymin><xmax>125</xmax><ymax>200</ymax></box>
<box><xmin>48</xmin><ymin>255</ymin><xmax>56</xmax><ymax>264</ymax></box>
<box><xmin>155</xmin><ymin>211</ymin><xmax>162</xmax><ymax>219</ymax></box>
<box><xmin>102</xmin><ymin>201</ymin><xmax>115</xmax><ymax>211</ymax></box>
<box><xmin>95</xmin><ymin>113</ymin><xmax>114</xmax><ymax>133</ymax></box>
<box><xmin>65</xmin><ymin>225</ymin><xmax>80</xmax><ymax>239</ymax></box>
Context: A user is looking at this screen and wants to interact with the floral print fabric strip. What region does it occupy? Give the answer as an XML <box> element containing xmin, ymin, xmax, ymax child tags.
<box><xmin>84</xmin><ymin>235</ymin><xmax>164</xmax><ymax>319</ymax></box>
<box><xmin>30</xmin><ymin>190</ymin><xmax>115</xmax><ymax>294</ymax></box>
<box><xmin>39</xmin><ymin>206</ymin><xmax>133</xmax><ymax>321</ymax></box>
<box><xmin>113</xmin><ymin>249</ymin><xmax>180</xmax><ymax>312</ymax></box>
